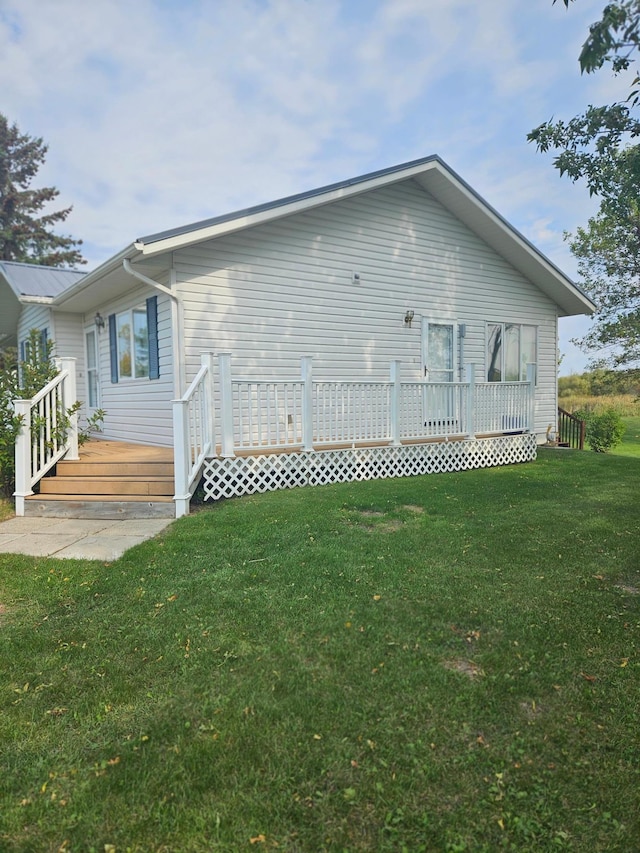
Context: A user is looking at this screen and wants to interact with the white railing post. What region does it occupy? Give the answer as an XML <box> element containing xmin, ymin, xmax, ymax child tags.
<box><xmin>301</xmin><ymin>356</ymin><xmax>314</xmax><ymax>451</ymax></box>
<box><xmin>56</xmin><ymin>357</ymin><xmax>79</xmax><ymax>460</ymax></box>
<box><xmin>13</xmin><ymin>400</ymin><xmax>33</xmax><ymax>516</ymax></box>
<box><xmin>526</xmin><ymin>363</ymin><xmax>536</xmax><ymax>434</ymax></box>
<box><xmin>219</xmin><ymin>352</ymin><xmax>235</xmax><ymax>458</ymax></box>
<box><xmin>465</xmin><ymin>363</ymin><xmax>476</xmax><ymax>439</ymax></box>
<box><xmin>172</xmin><ymin>399</ymin><xmax>191</xmax><ymax>518</ymax></box>
<box><xmin>390</xmin><ymin>360</ymin><xmax>401</xmax><ymax>446</ymax></box>
<box><xmin>201</xmin><ymin>352</ymin><xmax>216</xmax><ymax>452</ymax></box>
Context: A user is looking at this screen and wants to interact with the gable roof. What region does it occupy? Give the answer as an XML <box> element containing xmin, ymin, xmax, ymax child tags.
<box><xmin>53</xmin><ymin>156</ymin><xmax>595</xmax><ymax>318</ymax></box>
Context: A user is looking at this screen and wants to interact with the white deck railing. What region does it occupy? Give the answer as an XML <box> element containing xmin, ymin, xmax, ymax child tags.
<box><xmin>214</xmin><ymin>355</ymin><xmax>536</xmax><ymax>458</ymax></box>
<box><xmin>173</xmin><ymin>353</ymin><xmax>215</xmax><ymax>517</ymax></box>
<box><xmin>14</xmin><ymin>358</ymin><xmax>79</xmax><ymax>516</ymax></box>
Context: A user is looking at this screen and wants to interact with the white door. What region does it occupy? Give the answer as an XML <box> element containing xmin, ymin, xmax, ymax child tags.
<box><xmin>85</xmin><ymin>327</ymin><xmax>100</xmax><ymax>409</ymax></box>
<box><xmin>422</xmin><ymin>320</ymin><xmax>455</xmax><ymax>381</ymax></box>
<box><xmin>421</xmin><ymin>320</ymin><xmax>458</xmax><ymax>433</ymax></box>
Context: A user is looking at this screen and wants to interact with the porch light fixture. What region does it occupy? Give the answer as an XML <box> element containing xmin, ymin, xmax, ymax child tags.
<box><xmin>404</xmin><ymin>310</ymin><xmax>415</xmax><ymax>328</ymax></box>
<box><xmin>94</xmin><ymin>312</ymin><xmax>106</xmax><ymax>332</ymax></box>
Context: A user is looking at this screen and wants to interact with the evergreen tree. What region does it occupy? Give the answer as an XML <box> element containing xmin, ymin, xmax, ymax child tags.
<box><xmin>0</xmin><ymin>113</ymin><xmax>85</xmax><ymax>267</ymax></box>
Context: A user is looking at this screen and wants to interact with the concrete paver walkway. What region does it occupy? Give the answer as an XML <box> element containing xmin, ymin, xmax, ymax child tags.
<box><xmin>0</xmin><ymin>516</ymin><xmax>173</xmax><ymax>560</ymax></box>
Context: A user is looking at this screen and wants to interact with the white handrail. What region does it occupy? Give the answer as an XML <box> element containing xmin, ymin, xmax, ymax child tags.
<box><xmin>13</xmin><ymin>358</ymin><xmax>78</xmax><ymax>516</ymax></box>
<box><xmin>173</xmin><ymin>353</ymin><xmax>214</xmax><ymax>518</ymax></box>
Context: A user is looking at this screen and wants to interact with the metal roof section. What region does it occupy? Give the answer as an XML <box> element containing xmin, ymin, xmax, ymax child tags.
<box><xmin>0</xmin><ymin>260</ymin><xmax>86</xmax><ymax>299</ymax></box>
<box><xmin>132</xmin><ymin>155</ymin><xmax>594</xmax><ymax>318</ymax></box>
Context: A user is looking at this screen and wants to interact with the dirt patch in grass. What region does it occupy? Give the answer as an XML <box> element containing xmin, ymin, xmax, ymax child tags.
<box><xmin>403</xmin><ymin>505</ymin><xmax>424</xmax><ymax>514</ymax></box>
<box><xmin>615</xmin><ymin>583</ymin><xmax>639</xmax><ymax>595</ymax></box>
<box><xmin>443</xmin><ymin>658</ymin><xmax>483</xmax><ymax>679</ymax></box>
<box><xmin>359</xmin><ymin>518</ymin><xmax>404</xmax><ymax>533</ymax></box>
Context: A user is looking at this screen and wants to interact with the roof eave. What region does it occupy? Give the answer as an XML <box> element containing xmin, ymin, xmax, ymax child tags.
<box><xmin>135</xmin><ymin>155</ymin><xmax>445</xmax><ymax>256</ymax></box>
<box><xmin>53</xmin><ymin>244</ymin><xmax>140</xmax><ymax>307</ymax></box>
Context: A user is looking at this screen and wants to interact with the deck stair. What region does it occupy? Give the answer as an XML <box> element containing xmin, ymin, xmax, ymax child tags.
<box><xmin>24</xmin><ymin>440</ymin><xmax>176</xmax><ymax>519</ymax></box>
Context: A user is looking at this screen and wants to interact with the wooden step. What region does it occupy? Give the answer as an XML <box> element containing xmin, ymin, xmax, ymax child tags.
<box><xmin>39</xmin><ymin>476</ymin><xmax>174</xmax><ymax>496</ymax></box>
<box><xmin>23</xmin><ymin>496</ymin><xmax>175</xmax><ymax>519</ymax></box>
<box><xmin>24</xmin><ymin>439</ymin><xmax>178</xmax><ymax>519</ymax></box>
<box><xmin>27</xmin><ymin>493</ymin><xmax>173</xmax><ymax>502</ymax></box>
<box><xmin>56</xmin><ymin>461</ymin><xmax>174</xmax><ymax>478</ymax></box>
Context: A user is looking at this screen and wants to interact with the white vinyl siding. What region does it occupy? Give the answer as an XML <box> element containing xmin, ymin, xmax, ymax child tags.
<box><xmin>174</xmin><ymin>179</ymin><xmax>558</xmax><ymax>438</ymax></box>
<box><xmin>17</xmin><ymin>304</ymin><xmax>51</xmax><ymax>351</ymax></box>
<box><xmin>91</xmin><ymin>284</ymin><xmax>174</xmax><ymax>446</ymax></box>
<box><xmin>51</xmin><ymin>311</ymin><xmax>86</xmax><ymax>413</ymax></box>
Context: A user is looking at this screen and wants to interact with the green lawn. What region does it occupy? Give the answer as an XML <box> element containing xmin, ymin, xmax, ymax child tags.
<box><xmin>1</xmin><ymin>439</ymin><xmax>639</xmax><ymax>851</ymax></box>
<box><xmin>611</xmin><ymin>414</ymin><xmax>640</xmax><ymax>458</ymax></box>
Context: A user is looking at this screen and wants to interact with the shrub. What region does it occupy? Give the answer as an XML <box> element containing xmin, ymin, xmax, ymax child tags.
<box><xmin>576</xmin><ymin>407</ymin><xmax>626</xmax><ymax>453</ymax></box>
<box><xmin>0</xmin><ymin>330</ymin><xmax>104</xmax><ymax>497</ymax></box>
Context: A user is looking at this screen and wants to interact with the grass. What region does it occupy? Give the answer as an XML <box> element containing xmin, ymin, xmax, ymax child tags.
<box><xmin>1</xmin><ymin>440</ymin><xmax>639</xmax><ymax>851</ymax></box>
<box><xmin>611</xmin><ymin>415</ymin><xmax>640</xmax><ymax>458</ymax></box>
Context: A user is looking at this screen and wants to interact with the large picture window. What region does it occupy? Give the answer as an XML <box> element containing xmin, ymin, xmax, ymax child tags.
<box><xmin>487</xmin><ymin>323</ymin><xmax>537</xmax><ymax>382</ymax></box>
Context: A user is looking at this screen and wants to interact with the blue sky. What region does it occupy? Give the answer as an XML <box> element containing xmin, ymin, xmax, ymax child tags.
<box><xmin>0</xmin><ymin>0</ymin><xmax>618</xmax><ymax>374</ymax></box>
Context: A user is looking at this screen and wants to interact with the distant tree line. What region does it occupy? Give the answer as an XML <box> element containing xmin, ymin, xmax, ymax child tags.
<box><xmin>559</xmin><ymin>368</ymin><xmax>640</xmax><ymax>397</ymax></box>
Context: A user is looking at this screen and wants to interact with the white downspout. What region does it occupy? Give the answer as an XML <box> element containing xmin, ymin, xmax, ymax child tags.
<box><xmin>122</xmin><ymin>257</ymin><xmax>185</xmax><ymax>398</ymax></box>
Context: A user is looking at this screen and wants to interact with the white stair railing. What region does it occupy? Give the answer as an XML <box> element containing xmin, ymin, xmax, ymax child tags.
<box><xmin>173</xmin><ymin>353</ymin><xmax>215</xmax><ymax>518</ymax></box>
<box><xmin>14</xmin><ymin>357</ymin><xmax>79</xmax><ymax>516</ymax></box>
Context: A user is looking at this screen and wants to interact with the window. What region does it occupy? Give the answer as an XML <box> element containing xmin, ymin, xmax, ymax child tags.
<box><xmin>487</xmin><ymin>323</ymin><xmax>536</xmax><ymax>382</ymax></box>
<box><xmin>108</xmin><ymin>296</ymin><xmax>159</xmax><ymax>383</ymax></box>
<box><xmin>116</xmin><ymin>307</ymin><xmax>149</xmax><ymax>379</ymax></box>
<box><xmin>20</xmin><ymin>328</ymin><xmax>49</xmax><ymax>363</ymax></box>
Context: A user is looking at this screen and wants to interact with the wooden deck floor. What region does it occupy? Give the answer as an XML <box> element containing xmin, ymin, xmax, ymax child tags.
<box><xmin>75</xmin><ymin>439</ymin><xmax>174</xmax><ymax>463</ymax></box>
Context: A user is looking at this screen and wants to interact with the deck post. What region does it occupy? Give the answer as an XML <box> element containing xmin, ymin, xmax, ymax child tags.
<box><xmin>13</xmin><ymin>399</ymin><xmax>33</xmax><ymax>516</ymax></box>
<box><xmin>465</xmin><ymin>363</ymin><xmax>476</xmax><ymax>439</ymax></box>
<box><xmin>526</xmin><ymin>363</ymin><xmax>536</xmax><ymax>434</ymax></box>
<box><xmin>390</xmin><ymin>360</ymin><xmax>401</xmax><ymax>446</ymax></box>
<box><xmin>200</xmin><ymin>352</ymin><xmax>216</xmax><ymax>454</ymax></box>
<box><xmin>219</xmin><ymin>352</ymin><xmax>235</xmax><ymax>458</ymax></box>
<box><xmin>56</xmin><ymin>357</ymin><xmax>79</xmax><ymax>461</ymax></box>
<box><xmin>301</xmin><ymin>356</ymin><xmax>314</xmax><ymax>452</ymax></box>
<box><xmin>172</xmin><ymin>399</ymin><xmax>191</xmax><ymax>517</ymax></box>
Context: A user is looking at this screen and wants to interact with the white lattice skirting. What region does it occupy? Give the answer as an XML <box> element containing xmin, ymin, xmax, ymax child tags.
<box><xmin>202</xmin><ymin>434</ymin><xmax>537</xmax><ymax>501</ymax></box>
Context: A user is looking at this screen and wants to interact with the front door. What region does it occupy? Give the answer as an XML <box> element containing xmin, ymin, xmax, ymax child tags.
<box><xmin>85</xmin><ymin>326</ymin><xmax>100</xmax><ymax>409</ymax></box>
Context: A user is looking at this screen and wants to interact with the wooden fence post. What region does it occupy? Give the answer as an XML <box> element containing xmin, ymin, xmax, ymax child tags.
<box><xmin>301</xmin><ymin>356</ymin><xmax>314</xmax><ymax>452</ymax></box>
<box><xmin>465</xmin><ymin>363</ymin><xmax>476</xmax><ymax>439</ymax></box>
<box><xmin>56</xmin><ymin>357</ymin><xmax>79</xmax><ymax>461</ymax></box>
<box><xmin>526</xmin><ymin>363</ymin><xmax>536</xmax><ymax>434</ymax></box>
<box><xmin>172</xmin><ymin>398</ymin><xmax>191</xmax><ymax>518</ymax></box>
<box><xmin>390</xmin><ymin>360</ymin><xmax>401</xmax><ymax>446</ymax></box>
<box><xmin>201</xmin><ymin>352</ymin><xmax>216</xmax><ymax>454</ymax></box>
<box><xmin>219</xmin><ymin>353</ymin><xmax>235</xmax><ymax>458</ymax></box>
<box><xmin>13</xmin><ymin>400</ymin><xmax>33</xmax><ymax>516</ymax></box>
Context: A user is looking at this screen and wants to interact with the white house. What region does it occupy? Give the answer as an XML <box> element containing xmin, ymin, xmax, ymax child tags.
<box><xmin>1</xmin><ymin>156</ymin><xmax>595</xmax><ymax>518</ymax></box>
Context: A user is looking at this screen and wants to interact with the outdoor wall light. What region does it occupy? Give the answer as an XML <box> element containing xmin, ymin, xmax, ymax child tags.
<box><xmin>94</xmin><ymin>312</ymin><xmax>106</xmax><ymax>331</ymax></box>
<box><xmin>404</xmin><ymin>310</ymin><xmax>415</xmax><ymax>327</ymax></box>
